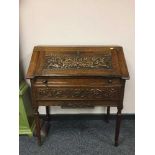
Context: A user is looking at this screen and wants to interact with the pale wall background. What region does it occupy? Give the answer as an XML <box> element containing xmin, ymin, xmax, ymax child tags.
<box><xmin>19</xmin><ymin>0</ymin><xmax>135</xmax><ymax>114</ymax></box>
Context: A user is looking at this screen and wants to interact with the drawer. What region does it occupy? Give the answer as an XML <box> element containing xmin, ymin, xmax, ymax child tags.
<box><xmin>34</xmin><ymin>78</ymin><xmax>121</xmax><ymax>87</ymax></box>
<box><xmin>35</xmin><ymin>86</ymin><xmax>121</xmax><ymax>100</ymax></box>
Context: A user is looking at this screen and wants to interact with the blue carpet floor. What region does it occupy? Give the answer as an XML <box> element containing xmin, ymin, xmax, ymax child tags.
<box><xmin>19</xmin><ymin>119</ymin><xmax>135</xmax><ymax>155</ymax></box>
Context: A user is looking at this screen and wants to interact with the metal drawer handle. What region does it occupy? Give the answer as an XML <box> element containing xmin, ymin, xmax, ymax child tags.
<box><xmin>42</xmin><ymin>80</ymin><xmax>48</xmax><ymax>85</ymax></box>
<box><xmin>108</xmin><ymin>80</ymin><xmax>112</xmax><ymax>83</ymax></box>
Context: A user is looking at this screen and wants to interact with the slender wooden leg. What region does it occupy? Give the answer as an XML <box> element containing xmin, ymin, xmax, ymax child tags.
<box><xmin>106</xmin><ymin>106</ymin><xmax>110</xmax><ymax>123</ymax></box>
<box><xmin>43</xmin><ymin>106</ymin><xmax>50</xmax><ymax>137</ymax></box>
<box><xmin>34</xmin><ymin>107</ymin><xmax>41</xmax><ymax>146</ymax></box>
<box><xmin>46</xmin><ymin>106</ymin><xmax>50</xmax><ymax>121</ymax></box>
<box><xmin>115</xmin><ymin>107</ymin><xmax>122</xmax><ymax>146</ymax></box>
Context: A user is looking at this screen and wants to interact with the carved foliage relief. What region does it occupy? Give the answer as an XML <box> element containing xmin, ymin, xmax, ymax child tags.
<box><xmin>36</xmin><ymin>87</ymin><xmax>121</xmax><ymax>99</ymax></box>
<box><xmin>43</xmin><ymin>53</ymin><xmax>112</xmax><ymax>70</ymax></box>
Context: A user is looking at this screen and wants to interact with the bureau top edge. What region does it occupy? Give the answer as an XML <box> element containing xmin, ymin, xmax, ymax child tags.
<box><xmin>26</xmin><ymin>75</ymin><xmax>129</xmax><ymax>80</ymax></box>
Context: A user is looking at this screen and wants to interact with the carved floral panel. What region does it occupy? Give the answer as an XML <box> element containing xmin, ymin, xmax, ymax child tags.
<box><xmin>36</xmin><ymin>87</ymin><xmax>121</xmax><ymax>99</ymax></box>
<box><xmin>42</xmin><ymin>53</ymin><xmax>112</xmax><ymax>70</ymax></box>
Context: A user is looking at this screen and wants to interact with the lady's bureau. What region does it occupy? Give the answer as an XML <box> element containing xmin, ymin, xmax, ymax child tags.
<box><xmin>26</xmin><ymin>46</ymin><xmax>129</xmax><ymax>146</ymax></box>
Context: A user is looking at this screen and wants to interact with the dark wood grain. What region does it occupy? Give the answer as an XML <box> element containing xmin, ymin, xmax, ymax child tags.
<box><xmin>26</xmin><ymin>46</ymin><xmax>129</xmax><ymax>146</ymax></box>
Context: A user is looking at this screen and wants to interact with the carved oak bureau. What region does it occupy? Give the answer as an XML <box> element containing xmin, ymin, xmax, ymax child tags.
<box><xmin>26</xmin><ymin>46</ymin><xmax>129</xmax><ymax>146</ymax></box>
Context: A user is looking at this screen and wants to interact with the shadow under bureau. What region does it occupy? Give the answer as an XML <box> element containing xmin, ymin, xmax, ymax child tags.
<box><xmin>26</xmin><ymin>46</ymin><xmax>129</xmax><ymax>146</ymax></box>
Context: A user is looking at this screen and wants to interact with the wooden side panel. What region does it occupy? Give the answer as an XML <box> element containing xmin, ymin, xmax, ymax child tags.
<box><xmin>117</xmin><ymin>47</ymin><xmax>130</xmax><ymax>79</ymax></box>
<box><xmin>26</xmin><ymin>48</ymin><xmax>40</xmax><ymax>79</ymax></box>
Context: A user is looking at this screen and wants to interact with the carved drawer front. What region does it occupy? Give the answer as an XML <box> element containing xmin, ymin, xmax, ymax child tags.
<box><xmin>34</xmin><ymin>78</ymin><xmax>121</xmax><ymax>87</ymax></box>
<box><xmin>35</xmin><ymin>86</ymin><xmax>121</xmax><ymax>101</ymax></box>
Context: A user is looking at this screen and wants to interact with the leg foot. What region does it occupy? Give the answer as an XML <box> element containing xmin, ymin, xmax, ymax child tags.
<box><xmin>38</xmin><ymin>140</ymin><xmax>42</xmax><ymax>146</ymax></box>
<box><xmin>114</xmin><ymin>141</ymin><xmax>118</xmax><ymax>147</ymax></box>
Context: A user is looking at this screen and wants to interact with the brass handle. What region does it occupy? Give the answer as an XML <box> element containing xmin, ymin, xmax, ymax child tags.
<box><xmin>42</xmin><ymin>80</ymin><xmax>48</xmax><ymax>85</ymax></box>
<box><xmin>108</xmin><ymin>80</ymin><xmax>112</xmax><ymax>83</ymax></box>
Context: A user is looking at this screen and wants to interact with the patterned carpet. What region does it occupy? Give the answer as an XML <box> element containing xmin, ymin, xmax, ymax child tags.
<box><xmin>19</xmin><ymin>119</ymin><xmax>135</xmax><ymax>155</ymax></box>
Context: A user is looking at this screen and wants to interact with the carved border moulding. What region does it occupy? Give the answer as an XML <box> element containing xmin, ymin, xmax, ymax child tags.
<box><xmin>37</xmin><ymin>87</ymin><xmax>121</xmax><ymax>99</ymax></box>
<box><xmin>42</xmin><ymin>52</ymin><xmax>112</xmax><ymax>70</ymax></box>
